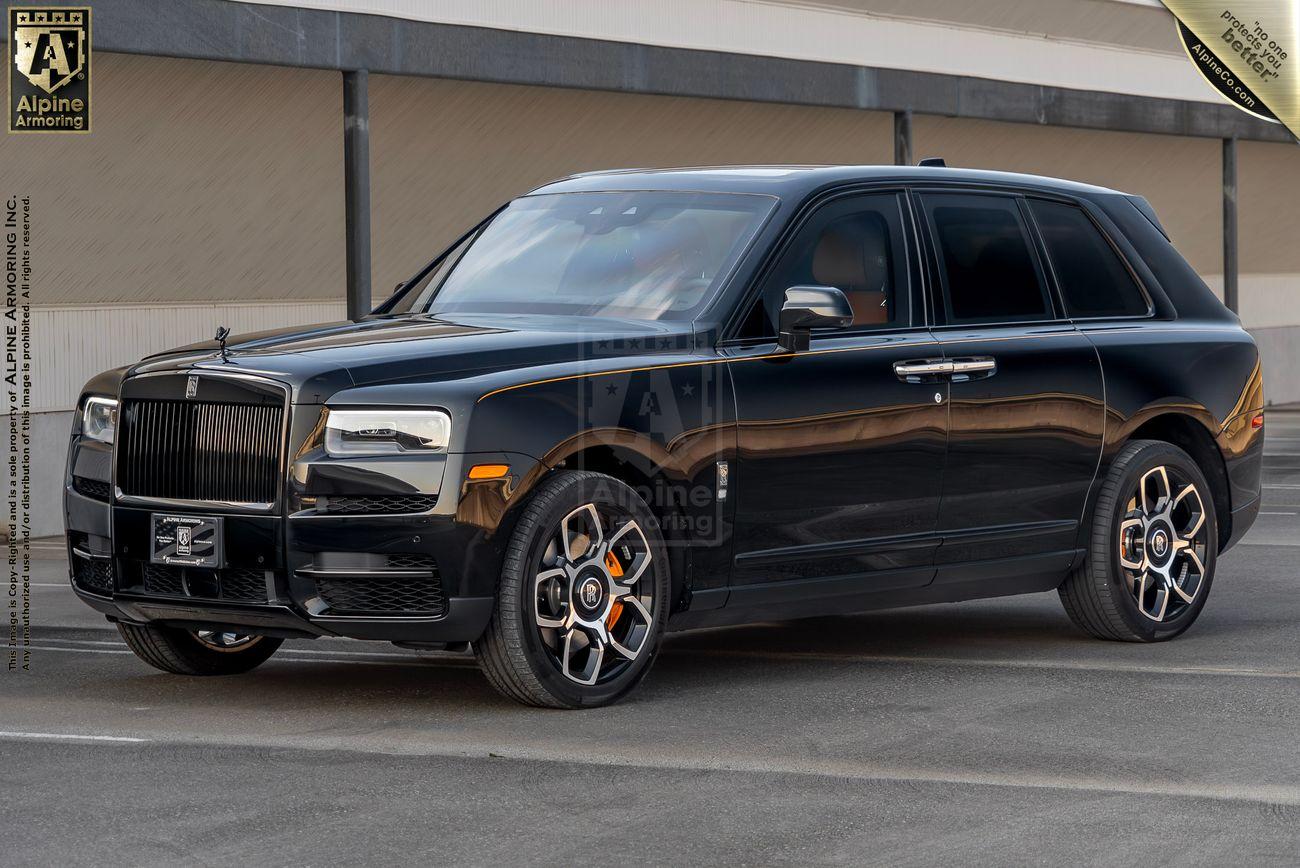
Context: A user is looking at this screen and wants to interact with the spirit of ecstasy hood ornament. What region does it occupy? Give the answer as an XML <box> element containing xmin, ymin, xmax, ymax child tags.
<box><xmin>215</xmin><ymin>325</ymin><xmax>231</xmax><ymax>363</ymax></box>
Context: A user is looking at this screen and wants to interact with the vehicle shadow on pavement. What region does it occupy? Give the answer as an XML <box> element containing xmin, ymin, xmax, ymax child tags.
<box><xmin>49</xmin><ymin>596</ymin><xmax>1109</xmax><ymax>714</ymax></box>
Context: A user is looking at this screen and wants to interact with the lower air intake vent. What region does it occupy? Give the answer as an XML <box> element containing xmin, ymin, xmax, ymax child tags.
<box><xmin>138</xmin><ymin>563</ymin><xmax>271</xmax><ymax>603</ymax></box>
<box><xmin>385</xmin><ymin>554</ymin><xmax>437</xmax><ymax>570</ymax></box>
<box><xmin>72</xmin><ymin>476</ymin><xmax>111</xmax><ymax>501</ymax></box>
<box><xmin>72</xmin><ymin>556</ymin><xmax>113</xmax><ymax>594</ymax></box>
<box><xmin>221</xmin><ymin>568</ymin><xmax>270</xmax><ymax>602</ymax></box>
<box><xmin>315</xmin><ymin>494</ymin><xmax>438</xmax><ymax>514</ymax></box>
<box><xmin>315</xmin><ymin>569</ymin><xmax>445</xmax><ymax>617</ymax></box>
<box><xmin>142</xmin><ymin>563</ymin><xmax>186</xmax><ymax>596</ymax></box>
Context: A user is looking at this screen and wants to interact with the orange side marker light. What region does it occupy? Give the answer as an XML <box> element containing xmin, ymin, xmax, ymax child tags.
<box><xmin>468</xmin><ymin>464</ymin><xmax>510</xmax><ymax>480</ymax></box>
<box><xmin>1251</xmin><ymin>414</ymin><xmax>1264</xmax><ymax>430</ymax></box>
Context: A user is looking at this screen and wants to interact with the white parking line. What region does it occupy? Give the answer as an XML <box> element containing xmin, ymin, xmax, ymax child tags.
<box><xmin>24</xmin><ymin>644</ymin><xmax>131</xmax><ymax>655</ymax></box>
<box><xmin>26</xmin><ymin>638</ymin><xmax>1300</xmax><ymax>680</ymax></box>
<box><xmin>31</xmin><ymin>638</ymin><xmax>123</xmax><ymax>646</ymax></box>
<box><xmin>2</xmin><ymin>727</ymin><xmax>1297</xmax><ymax>807</ymax></box>
<box><xmin>33</xmin><ymin>637</ymin><xmax>445</xmax><ymax>661</ymax></box>
<box><xmin>33</xmin><ymin>637</ymin><xmax>426</xmax><ymax>659</ymax></box>
<box><xmin>22</xmin><ymin>643</ymin><xmax>473</xmax><ymax>668</ymax></box>
<box><xmin>0</xmin><ymin>731</ymin><xmax>148</xmax><ymax>743</ymax></box>
<box><xmin>681</xmin><ymin>648</ymin><xmax>1300</xmax><ymax>680</ymax></box>
<box><xmin>1261</xmin><ymin>511</ymin><xmax>1298</xmax><ymax>515</ymax></box>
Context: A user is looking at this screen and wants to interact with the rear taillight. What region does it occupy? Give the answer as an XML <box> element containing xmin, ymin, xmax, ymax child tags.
<box><xmin>1251</xmin><ymin>413</ymin><xmax>1264</xmax><ymax>430</ymax></box>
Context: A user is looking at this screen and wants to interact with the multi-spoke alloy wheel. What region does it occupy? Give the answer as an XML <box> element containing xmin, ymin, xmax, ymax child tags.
<box><xmin>476</xmin><ymin>471</ymin><xmax>670</xmax><ymax>708</ymax></box>
<box><xmin>1117</xmin><ymin>464</ymin><xmax>1210</xmax><ymax>622</ymax></box>
<box><xmin>533</xmin><ymin>503</ymin><xmax>657</xmax><ymax>685</ymax></box>
<box><xmin>117</xmin><ymin>622</ymin><xmax>282</xmax><ymax>675</ymax></box>
<box><xmin>1059</xmin><ymin>439</ymin><xmax>1218</xmax><ymax>642</ymax></box>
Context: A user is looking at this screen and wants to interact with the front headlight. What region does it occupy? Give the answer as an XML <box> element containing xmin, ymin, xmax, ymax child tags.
<box><xmin>324</xmin><ymin>408</ymin><xmax>451</xmax><ymax>457</ymax></box>
<box><xmin>82</xmin><ymin>396</ymin><xmax>118</xmax><ymax>444</ymax></box>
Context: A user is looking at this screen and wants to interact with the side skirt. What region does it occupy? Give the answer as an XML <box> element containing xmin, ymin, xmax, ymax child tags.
<box><xmin>667</xmin><ymin>549</ymin><xmax>1079</xmax><ymax>632</ymax></box>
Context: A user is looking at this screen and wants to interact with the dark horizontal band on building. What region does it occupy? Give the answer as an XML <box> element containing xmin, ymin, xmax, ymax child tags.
<box><xmin>5</xmin><ymin>0</ymin><xmax>1294</xmax><ymax>144</ymax></box>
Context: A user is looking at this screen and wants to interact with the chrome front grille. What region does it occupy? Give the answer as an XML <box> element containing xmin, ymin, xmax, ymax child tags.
<box><xmin>117</xmin><ymin>399</ymin><xmax>284</xmax><ymax>504</ymax></box>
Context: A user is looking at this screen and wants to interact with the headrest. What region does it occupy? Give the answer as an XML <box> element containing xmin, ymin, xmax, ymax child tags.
<box><xmin>811</xmin><ymin>217</ymin><xmax>888</xmax><ymax>293</ymax></box>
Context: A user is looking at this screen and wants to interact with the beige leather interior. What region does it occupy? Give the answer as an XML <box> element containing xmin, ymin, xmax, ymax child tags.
<box><xmin>810</xmin><ymin>222</ymin><xmax>890</xmax><ymax>326</ymax></box>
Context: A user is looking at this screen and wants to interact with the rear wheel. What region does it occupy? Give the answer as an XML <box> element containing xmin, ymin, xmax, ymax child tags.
<box><xmin>117</xmin><ymin>623</ymin><xmax>282</xmax><ymax>675</ymax></box>
<box><xmin>475</xmin><ymin>471</ymin><xmax>670</xmax><ymax>708</ymax></box>
<box><xmin>1060</xmin><ymin>439</ymin><xmax>1217</xmax><ymax>642</ymax></box>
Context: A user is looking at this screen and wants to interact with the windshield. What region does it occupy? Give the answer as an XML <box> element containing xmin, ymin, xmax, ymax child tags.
<box><xmin>386</xmin><ymin>191</ymin><xmax>775</xmax><ymax>321</ymax></box>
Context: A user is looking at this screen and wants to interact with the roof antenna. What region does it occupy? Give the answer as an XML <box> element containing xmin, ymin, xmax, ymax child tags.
<box><xmin>918</xmin><ymin>157</ymin><xmax>946</xmax><ymax>168</ymax></box>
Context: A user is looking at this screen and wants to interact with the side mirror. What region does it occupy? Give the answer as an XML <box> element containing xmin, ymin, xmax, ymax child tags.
<box><xmin>778</xmin><ymin>286</ymin><xmax>853</xmax><ymax>352</ymax></box>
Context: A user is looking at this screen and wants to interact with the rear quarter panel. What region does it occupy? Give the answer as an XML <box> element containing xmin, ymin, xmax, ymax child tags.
<box><xmin>1082</xmin><ymin>320</ymin><xmax>1264</xmax><ymax>540</ymax></box>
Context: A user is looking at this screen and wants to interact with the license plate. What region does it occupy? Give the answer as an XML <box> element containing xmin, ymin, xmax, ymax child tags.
<box><xmin>151</xmin><ymin>514</ymin><xmax>223</xmax><ymax>568</ymax></box>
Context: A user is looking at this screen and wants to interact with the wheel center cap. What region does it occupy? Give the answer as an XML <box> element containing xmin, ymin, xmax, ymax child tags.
<box><xmin>1149</xmin><ymin>527</ymin><xmax>1170</xmax><ymax>561</ymax></box>
<box><xmin>574</xmin><ymin>572</ymin><xmax>606</xmax><ymax>615</ymax></box>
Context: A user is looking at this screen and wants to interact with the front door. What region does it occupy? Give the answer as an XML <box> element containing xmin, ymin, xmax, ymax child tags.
<box><xmin>726</xmin><ymin>191</ymin><xmax>948</xmax><ymax>606</ymax></box>
<box><xmin>913</xmin><ymin>189</ymin><xmax>1105</xmax><ymax>583</ymax></box>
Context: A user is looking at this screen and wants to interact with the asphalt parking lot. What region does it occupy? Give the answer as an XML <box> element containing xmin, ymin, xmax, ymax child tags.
<box><xmin>3</xmin><ymin>412</ymin><xmax>1299</xmax><ymax>866</ymax></box>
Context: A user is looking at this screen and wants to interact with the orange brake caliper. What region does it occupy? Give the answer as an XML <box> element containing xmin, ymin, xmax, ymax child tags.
<box><xmin>605</xmin><ymin>551</ymin><xmax>624</xmax><ymax>629</ymax></box>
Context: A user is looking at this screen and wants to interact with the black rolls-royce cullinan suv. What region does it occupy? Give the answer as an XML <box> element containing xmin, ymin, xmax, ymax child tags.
<box><xmin>66</xmin><ymin>165</ymin><xmax>1264</xmax><ymax>707</ymax></box>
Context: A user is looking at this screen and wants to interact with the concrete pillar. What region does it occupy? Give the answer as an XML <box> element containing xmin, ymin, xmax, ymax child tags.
<box><xmin>893</xmin><ymin>109</ymin><xmax>913</xmax><ymax>167</ymax></box>
<box><xmin>1222</xmin><ymin>136</ymin><xmax>1239</xmax><ymax>315</ymax></box>
<box><xmin>344</xmin><ymin>70</ymin><xmax>372</xmax><ymax>321</ymax></box>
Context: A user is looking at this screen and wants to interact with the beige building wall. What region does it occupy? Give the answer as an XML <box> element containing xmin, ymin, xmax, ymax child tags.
<box><xmin>0</xmin><ymin>52</ymin><xmax>346</xmax><ymax>307</ymax></box>
<box><xmin>367</xmin><ymin>75</ymin><xmax>894</xmax><ymax>305</ymax></box>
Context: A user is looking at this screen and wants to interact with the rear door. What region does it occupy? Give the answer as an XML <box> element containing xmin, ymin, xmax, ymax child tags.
<box><xmin>913</xmin><ymin>189</ymin><xmax>1105</xmax><ymax>584</ymax></box>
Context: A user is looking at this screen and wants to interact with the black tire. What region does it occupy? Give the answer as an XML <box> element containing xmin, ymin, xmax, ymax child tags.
<box><xmin>1060</xmin><ymin>439</ymin><xmax>1218</xmax><ymax>642</ymax></box>
<box><xmin>475</xmin><ymin>471</ymin><xmax>671</xmax><ymax>708</ymax></box>
<box><xmin>117</xmin><ymin>623</ymin><xmax>282</xmax><ymax>675</ymax></box>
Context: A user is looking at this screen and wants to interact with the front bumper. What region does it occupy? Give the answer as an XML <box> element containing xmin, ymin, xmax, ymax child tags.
<box><xmin>65</xmin><ymin>369</ymin><xmax>547</xmax><ymax>642</ymax></box>
<box><xmin>65</xmin><ymin>434</ymin><xmax>535</xmax><ymax>644</ymax></box>
<box><xmin>67</xmin><ymin>479</ymin><xmax>502</xmax><ymax>641</ymax></box>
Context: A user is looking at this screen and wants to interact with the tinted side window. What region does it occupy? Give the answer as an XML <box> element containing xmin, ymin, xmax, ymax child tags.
<box><xmin>1029</xmin><ymin>199</ymin><xmax>1149</xmax><ymax>318</ymax></box>
<box><xmin>739</xmin><ymin>192</ymin><xmax>911</xmax><ymax>339</ymax></box>
<box><xmin>921</xmin><ymin>193</ymin><xmax>1053</xmax><ymax>324</ymax></box>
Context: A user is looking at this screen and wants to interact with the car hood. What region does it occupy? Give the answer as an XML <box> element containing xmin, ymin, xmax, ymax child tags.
<box><xmin>128</xmin><ymin>313</ymin><xmax>695</xmax><ymax>402</ymax></box>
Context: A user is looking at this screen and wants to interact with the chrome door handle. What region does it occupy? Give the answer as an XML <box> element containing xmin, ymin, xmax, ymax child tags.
<box><xmin>893</xmin><ymin>359</ymin><xmax>954</xmax><ymax>382</ymax></box>
<box><xmin>950</xmin><ymin>357</ymin><xmax>996</xmax><ymax>375</ymax></box>
<box><xmin>949</xmin><ymin>356</ymin><xmax>997</xmax><ymax>381</ymax></box>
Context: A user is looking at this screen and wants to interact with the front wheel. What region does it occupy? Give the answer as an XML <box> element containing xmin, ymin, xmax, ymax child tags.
<box><xmin>117</xmin><ymin>623</ymin><xmax>282</xmax><ymax>675</ymax></box>
<box><xmin>1060</xmin><ymin>439</ymin><xmax>1217</xmax><ymax>642</ymax></box>
<box><xmin>475</xmin><ymin>471</ymin><xmax>670</xmax><ymax>708</ymax></box>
